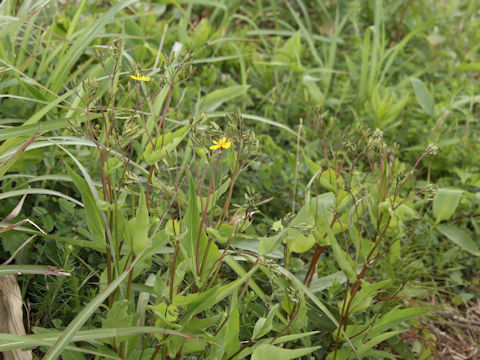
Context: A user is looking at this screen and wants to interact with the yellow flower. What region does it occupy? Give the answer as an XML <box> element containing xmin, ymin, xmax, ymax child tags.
<box><xmin>210</xmin><ymin>137</ymin><xmax>231</xmax><ymax>150</ymax></box>
<box><xmin>130</xmin><ymin>73</ymin><xmax>151</xmax><ymax>82</ymax></box>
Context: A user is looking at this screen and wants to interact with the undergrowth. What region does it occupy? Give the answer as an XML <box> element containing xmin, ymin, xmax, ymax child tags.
<box><xmin>0</xmin><ymin>0</ymin><xmax>479</xmax><ymax>359</ymax></box>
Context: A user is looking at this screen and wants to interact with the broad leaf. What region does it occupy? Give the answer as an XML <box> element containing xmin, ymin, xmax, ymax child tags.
<box><xmin>437</xmin><ymin>224</ymin><xmax>480</xmax><ymax>256</ymax></box>
<box><xmin>143</xmin><ymin>126</ymin><xmax>188</xmax><ymax>164</ymax></box>
<box><xmin>125</xmin><ymin>188</ymin><xmax>150</xmax><ymax>254</ymax></box>
<box><xmin>411</xmin><ymin>78</ymin><xmax>435</xmax><ymax>116</ymax></box>
<box><xmin>251</xmin><ymin>344</ymin><xmax>320</xmax><ymax>360</ymax></box>
<box><xmin>252</xmin><ymin>304</ymin><xmax>279</xmax><ymax>340</ymax></box>
<box><xmin>211</xmin><ymin>292</ymin><xmax>240</xmax><ymax>359</ymax></box>
<box><xmin>101</xmin><ymin>300</ymin><xmax>135</xmax><ymax>344</ymax></box>
<box><xmin>433</xmin><ymin>188</ymin><xmax>463</xmax><ymax>223</ymax></box>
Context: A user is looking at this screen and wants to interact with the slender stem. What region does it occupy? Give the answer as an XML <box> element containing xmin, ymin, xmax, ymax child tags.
<box><xmin>170</xmin><ymin>212</ymin><xmax>180</xmax><ymax>303</ymax></box>
<box><xmin>196</xmin><ymin>151</ymin><xmax>222</xmax><ymax>276</ymax></box>
<box><xmin>292</xmin><ymin>119</ymin><xmax>303</xmax><ymax>213</ymax></box>
<box><xmin>126</xmin><ymin>253</ymin><xmax>135</xmax><ymax>301</ymax></box>
<box><xmin>228</xmin><ymin>339</ymin><xmax>252</xmax><ymax>360</ymax></box>
<box><xmin>145</xmin><ymin>72</ymin><xmax>178</xmax><ymax>208</ymax></box>
<box><xmin>150</xmin><ymin>344</ymin><xmax>162</xmax><ymax>360</ymax></box>
<box><xmin>216</xmin><ymin>139</ymin><xmax>242</xmax><ymax>228</ymax></box>
<box><xmin>203</xmin><ymin>215</ymin><xmax>250</xmax><ymax>291</ymax></box>
<box><xmin>303</xmin><ymin>245</ymin><xmax>326</xmax><ymax>286</ymax></box>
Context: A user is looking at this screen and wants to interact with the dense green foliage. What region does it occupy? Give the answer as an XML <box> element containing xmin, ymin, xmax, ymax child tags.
<box><xmin>0</xmin><ymin>0</ymin><xmax>479</xmax><ymax>359</ymax></box>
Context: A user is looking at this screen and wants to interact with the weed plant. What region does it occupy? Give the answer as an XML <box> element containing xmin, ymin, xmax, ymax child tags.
<box><xmin>0</xmin><ymin>0</ymin><xmax>479</xmax><ymax>359</ymax></box>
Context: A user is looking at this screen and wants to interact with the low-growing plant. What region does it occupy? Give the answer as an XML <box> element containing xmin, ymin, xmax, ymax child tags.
<box><xmin>1</xmin><ymin>1</ymin><xmax>479</xmax><ymax>359</ymax></box>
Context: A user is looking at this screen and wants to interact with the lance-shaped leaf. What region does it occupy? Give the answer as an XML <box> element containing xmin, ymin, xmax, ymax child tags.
<box><xmin>125</xmin><ymin>188</ymin><xmax>149</xmax><ymax>254</ymax></box>
<box><xmin>65</xmin><ymin>163</ymin><xmax>104</xmax><ymax>246</ymax></box>
<box><xmin>199</xmin><ymin>85</ymin><xmax>249</xmax><ymax>112</ymax></box>
<box><xmin>251</xmin><ymin>344</ymin><xmax>321</xmax><ymax>360</ymax></box>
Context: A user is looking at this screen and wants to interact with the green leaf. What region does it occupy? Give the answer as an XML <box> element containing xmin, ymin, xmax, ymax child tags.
<box><xmin>125</xmin><ymin>188</ymin><xmax>150</xmax><ymax>254</ymax></box>
<box><xmin>101</xmin><ymin>300</ymin><xmax>135</xmax><ymax>344</ymax></box>
<box><xmin>252</xmin><ymin>304</ymin><xmax>279</xmax><ymax>340</ymax></box>
<box><xmin>271</xmin><ymin>331</ymin><xmax>319</xmax><ymax>345</ymax></box>
<box><xmin>303</xmin><ymin>76</ymin><xmax>324</xmax><ymax>106</ymax></box>
<box><xmin>274</xmin><ymin>265</ymin><xmax>359</xmax><ymax>356</ymax></box>
<box><xmin>319</xmin><ymin>206</ymin><xmax>356</xmax><ymax>283</ymax></box>
<box><xmin>199</xmin><ymin>85</ymin><xmax>249</xmax><ymax>112</ymax></box>
<box><xmin>43</xmin><ymin>248</ymin><xmax>152</xmax><ymax>360</ymax></box>
<box><xmin>181</xmin><ymin>174</ymin><xmax>202</xmax><ymax>277</ymax></box>
<box><xmin>46</xmin><ymin>0</ymin><xmax>136</xmax><ymax>94</ymax></box>
<box><xmin>206</xmin><ymin>223</ymin><xmax>234</xmax><ymax>245</ymax></box>
<box><xmin>437</xmin><ymin>224</ymin><xmax>480</xmax><ymax>256</ymax></box>
<box><xmin>370</xmin><ymin>307</ymin><xmax>431</xmax><ymax>338</ymax></box>
<box><xmin>0</xmin><ymin>327</ymin><xmax>194</xmax><ymax>352</ymax></box>
<box><xmin>0</xmin><ymin>90</ymin><xmax>74</xmax><ymax>156</ymax></box>
<box><xmin>319</xmin><ymin>168</ymin><xmax>344</xmax><ymax>193</ymax></box>
<box><xmin>0</xmin><ymin>265</ymin><xmax>70</xmax><ymax>276</ymax></box>
<box><xmin>251</xmin><ymin>344</ymin><xmax>320</xmax><ymax>360</ymax></box>
<box><xmin>455</xmin><ymin>63</ymin><xmax>480</xmax><ymax>72</ymax></box>
<box><xmin>284</xmin><ymin>194</ymin><xmax>328</xmax><ymax>251</ymax></box>
<box><xmin>211</xmin><ymin>292</ymin><xmax>240</xmax><ymax>359</ymax></box>
<box><xmin>273</xmin><ymin>31</ymin><xmax>302</xmax><ymax>66</ymax></box>
<box><xmin>143</xmin><ymin>126</ymin><xmax>188</xmax><ymax>165</ymax></box>
<box><xmin>284</xmin><ymin>193</ymin><xmax>336</xmax><ymax>253</ymax></box>
<box><xmin>11</xmin><ymin>228</ymin><xmax>105</xmax><ymax>252</ymax></box>
<box><xmin>174</xmin><ymin>262</ymin><xmax>259</xmax><ymax>321</ymax></box>
<box><xmin>411</xmin><ymin>78</ymin><xmax>435</xmax><ymax>116</ymax></box>
<box><xmin>206</xmin><ymin>112</ymin><xmax>297</xmax><ymax>137</ymax></box>
<box><xmin>338</xmin><ymin>280</ymin><xmax>391</xmax><ymax>315</ymax></box>
<box><xmin>65</xmin><ymin>164</ymin><xmax>105</xmax><ymax>246</ymax></box>
<box><xmin>197</xmin><ymin>178</ymin><xmax>231</xmax><ymax>212</ymax></box>
<box><xmin>223</xmin><ymin>256</ymin><xmax>268</xmax><ymax>304</ymax></box>
<box><xmin>0</xmin><ymin>134</ymin><xmax>35</xmax><ymax>179</ymax></box>
<box><xmin>180</xmin><ymin>173</ymin><xmax>220</xmax><ymax>283</ymax></box>
<box><xmin>328</xmin><ymin>330</ymin><xmax>405</xmax><ymax>360</ymax></box>
<box><xmin>0</xmin><ymin>188</ymin><xmax>83</xmax><ymax>207</ymax></box>
<box><xmin>310</xmin><ymin>270</ymin><xmax>350</xmax><ymax>293</ymax></box>
<box><xmin>432</xmin><ymin>188</ymin><xmax>463</xmax><ymax>223</ymax></box>
<box><xmin>259</xmin><ymin>229</ymin><xmax>286</xmax><ymax>255</ymax></box>
<box><xmin>0</xmin><ymin>116</ymin><xmax>93</xmax><ymax>142</ymax></box>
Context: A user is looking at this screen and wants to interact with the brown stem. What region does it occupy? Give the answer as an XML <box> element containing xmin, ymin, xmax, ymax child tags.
<box><xmin>196</xmin><ymin>151</ymin><xmax>222</xmax><ymax>276</ymax></box>
<box><xmin>146</xmin><ymin>166</ymin><xmax>155</xmax><ymax>209</ymax></box>
<box><xmin>170</xmin><ymin>239</ymin><xmax>180</xmax><ymax>303</ymax></box>
<box><xmin>126</xmin><ymin>253</ymin><xmax>135</xmax><ymax>301</ymax></box>
<box><xmin>303</xmin><ymin>245</ymin><xmax>326</xmax><ymax>286</ymax></box>
<box><xmin>216</xmin><ymin>138</ymin><xmax>242</xmax><ymax>228</ymax></box>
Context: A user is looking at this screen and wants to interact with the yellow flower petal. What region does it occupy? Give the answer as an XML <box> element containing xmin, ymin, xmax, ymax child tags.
<box><xmin>130</xmin><ymin>73</ymin><xmax>151</xmax><ymax>82</ymax></box>
<box><xmin>211</xmin><ymin>137</ymin><xmax>231</xmax><ymax>151</ymax></box>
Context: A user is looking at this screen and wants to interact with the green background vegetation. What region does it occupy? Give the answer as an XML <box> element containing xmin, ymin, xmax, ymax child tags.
<box><xmin>0</xmin><ymin>0</ymin><xmax>479</xmax><ymax>359</ymax></box>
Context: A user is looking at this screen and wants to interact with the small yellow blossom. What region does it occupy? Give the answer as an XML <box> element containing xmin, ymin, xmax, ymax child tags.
<box><xmin>130</xmin><ymin>73</ymin><xmax>151</xmax><ymax>82</ymax></box>
<box><xmin>210</xmin><ymin>137</ymin><xmax>231</xmax><ymax>150</ymax></box>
